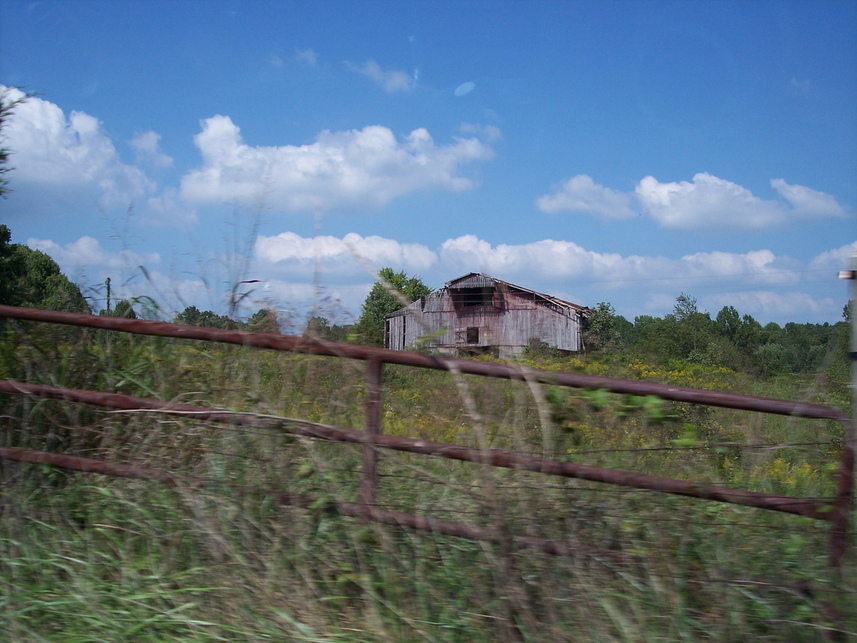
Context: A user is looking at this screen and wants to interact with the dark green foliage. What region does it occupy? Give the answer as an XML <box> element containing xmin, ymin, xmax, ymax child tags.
<box><xmin>99</xmin><ymin>298</ymin><xmax>137</xmax><ymax>318</ymax></box>
<box><xmin>583</xmin><ymin>301</ymin><xmax>619</xmax><ymax>351</ymax></box>
<box><xmin>246</xmin><ymin>307</ymin><xmax>280</xmax><ymax>333</ymax></box>
<box><xmin>0</xmin><ymin>225</ymin><xmax>89</xmax><ymax>312</ymax></box>
<box><xmin>356</xmin><ymin>267</ymin><xmax>431</xmax><ymax>346</ymax></box>
<box><xmin>611</xmin><ymin>294</ymin><xmax>849</xmax><ymax>377</ymax></box>
<box><xmin>174</xmin><ymin>305</ymin><xmax>234</xmax><ymax>329</ymax></box>
<box><xmin>303</xmin><ymin>315</ymin><xmax>352</xmax><ymax>341</ymax></box>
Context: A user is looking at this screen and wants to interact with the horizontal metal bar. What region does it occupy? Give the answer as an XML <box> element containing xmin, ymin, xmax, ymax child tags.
<box><xmin>0</xmin><ymin>305</ymin><xmax>847</xmax><ymax>422</ymax></box>
<box><xmin>0</xmin><ymin>445</ymin><xmax>620</xmax><ymax>559</ymax></box>
<box><xmin>0</xmin><ymin>380</ymin><xmax>832</xmax><ymax>520</ymax></box>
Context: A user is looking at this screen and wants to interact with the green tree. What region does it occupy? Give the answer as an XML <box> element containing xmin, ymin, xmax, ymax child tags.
<box><xmin>99</xmin><ymin>299</ymin><xmax>137</xmax><ymax>318</ymax></box>
<box><xmin>247</xmin><ymin>308</ymin><xmax>280</xmax><ymax>334</ymax></box>
<box><xmin>356</xmin><ymin>268</ymin><xmax>431</xmax><ymax>346</ymax></box>
<box><xmin>0</xmin><ymin>225</ymin><xmax>89</xmax><ymax>312</ymax></box>
<box><xmin>174</xmin><ymin>305</ymin><xmax>234</xmax><ymax>329</ymax></box>
<box><xmin>714</xmin><ymin>305</ymin><xmax>741</xmax><ymax>339</ymax></box>
<box><xmin>670</xmin><ymin>293</ymin><xmax>713</xmax><ymax>361</ymax></box>
<box><xmin>583</xmin><ymin>301</ymin><xmax>618</xmax><ymax>351</ymax></box>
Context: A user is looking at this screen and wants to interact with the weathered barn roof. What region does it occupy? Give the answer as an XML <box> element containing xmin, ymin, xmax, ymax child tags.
<box><xmin>386</xmin><ymin>273</ymin><xmax>589</xmax><ymax>318</ymax></box>
<box><xmin>445</xmin><ymin>273</ymin><xmax>589</xmax><ymax>314</ymax></box>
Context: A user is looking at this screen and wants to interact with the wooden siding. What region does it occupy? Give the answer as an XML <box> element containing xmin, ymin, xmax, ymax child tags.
<box><xmin>385</xmin><ymin>274</ymin><xmax>587</xmax><ymax>356</ymax></box>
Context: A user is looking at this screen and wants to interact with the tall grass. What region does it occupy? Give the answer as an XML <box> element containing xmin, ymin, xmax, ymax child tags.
<box><xmin>0</xmin><ymin>326</ymin><xmax>854</xmax><ymax>641</ymax></box>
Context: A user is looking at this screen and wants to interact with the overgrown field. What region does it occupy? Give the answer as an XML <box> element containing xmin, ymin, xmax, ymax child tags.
<box><xmin>0</xmin><ymin>321</ymin><xmax>854</xmax><ymax>641</ymax></box>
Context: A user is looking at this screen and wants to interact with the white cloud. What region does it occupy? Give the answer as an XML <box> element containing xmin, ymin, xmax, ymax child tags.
<box><xmin>809</xmin><ymin>242</ymin><xmax>857</xmax><ymax>271</ymax></box>
<box><xmin>459</xmin><ymin>122</ymin><xmax>502</xmax><ymax>142</ymax></box>
<box><xmin>346</xmin><ymin>60</ymin><xmax>414</xmax><ymax>92</ymax></box>
<box><xmin>703</xmin><ymin>291</ymin><xmax>837</xmax><ymax>320</ymax></box>
<box><xmin>636</xmin><ymin>173</ymin><xmax>783</xmax><ymax>229</ymax></box>
<box><xmin>130</xmin><ymin>131</ymin><xmax>173</xmax><ymax>168</ymax></box>
<box><xmin>144</xmin><ymin>187</ymin><xmax>198</xmax><ymax>226</ymax></box>
<box><xmin>770</xmin><ymin>179</ymin><xmax>848</xmax><ymax>218</ymax></box>
<box><xmin>439</xmin><ymin>235</ymin><xmax>796</xmax><ymax>288</ymax></box>
<box><xmin>636</xmin><ymin>172</ymin><xmax>848</xmax><ymax>229</ymax></box>
<box><xmin>28</xmin><ymin>235</ymin><xmax>161</xmax><ymax>271</ymax></box>
<box><xmin>454</xmin><ymin>82</ymin><xmax>475</xmax><ymax>97</ymax></box>
<box><xmin>0</xmin><ymin>85</ymin><xmax>155</xmax><ymax>209</ymax></box>
<box><xmin>255</xmin><ymin>231</ymin><xmax>437</xmax><ymax>277</ymax></box>
<box><xmin>180</xmin><ymin>116</ymin><xmax>494</xmax><ymax>212</ymax></box>
<box><xmin>296</xmin><ymin>48</ymin><xmax>318</xmax><ymax>66</ymax></box>
<box><xmin>536</xmin><ymin>174</ymin><xmax>635</xmax><ymax>218</ymax></box>
<box><xmin>538</xmin><ymin>171</ymin><xmax>850</xmax><ymax>230</ymax></box>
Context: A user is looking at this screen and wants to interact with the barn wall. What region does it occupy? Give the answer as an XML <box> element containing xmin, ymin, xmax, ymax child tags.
<box><xmin>385</xmin><ymin>287</ymin><xmax>584</xmax><ymax>355</ymax></box>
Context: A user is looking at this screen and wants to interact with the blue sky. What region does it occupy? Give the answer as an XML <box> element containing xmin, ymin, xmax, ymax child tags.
<box><xmin>1</xmin><ymin>0</ymin><xmax>855</xmax><ymax>329</ymax></box>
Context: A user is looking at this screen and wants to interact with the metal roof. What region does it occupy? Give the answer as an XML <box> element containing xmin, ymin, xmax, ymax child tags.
<box><xmin>445</xmin><ymin>273</ymin><xmax>590</xmax><ymax>313</ymax></box>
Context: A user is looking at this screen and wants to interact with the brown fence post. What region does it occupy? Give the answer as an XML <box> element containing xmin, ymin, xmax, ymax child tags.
<box><xmin>361</xmin><ymin>356</ymin><xmax>383</xmax><ymax>511</ymax></box>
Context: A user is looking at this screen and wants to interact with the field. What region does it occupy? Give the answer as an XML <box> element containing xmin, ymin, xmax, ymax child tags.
<box><xmin>0</xmin><ymin>320</ymin><xmax>854</xmax><ymax>642</ymax></box>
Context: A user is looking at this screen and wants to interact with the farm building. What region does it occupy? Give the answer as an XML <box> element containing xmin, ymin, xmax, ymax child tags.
<box><xmin>384</xmin><ymin>273</ymin><xmax>590</xmax><ymax>357</ymax></box>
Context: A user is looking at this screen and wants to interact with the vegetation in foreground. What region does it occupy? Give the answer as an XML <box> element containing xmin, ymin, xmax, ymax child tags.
<box><xmin>0</xmin><ymin>226</ymin><xmax>854</xmax><ymax>640</ymax></box>
<box><xmin>0</xmin><ymin>300</ymin><xmax>854</xmax><ymax>642</ymax></box>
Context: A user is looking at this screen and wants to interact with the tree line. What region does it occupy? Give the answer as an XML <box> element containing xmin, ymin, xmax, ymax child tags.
<box><xmin>582</xmin><ymin>294</ymin><xmax>851</xmax><ymax>376</ymax></box>
<box><xmin>0</xmin><ymin>228</ymin><xmax>849</xmax><ymax>378</ymax></box>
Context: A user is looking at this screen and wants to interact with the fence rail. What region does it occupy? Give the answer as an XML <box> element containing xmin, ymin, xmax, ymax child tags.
<box><xmin>0</xmin><ymin>304</ymin><xmax>853</xmax><ymax>573</ymax></box>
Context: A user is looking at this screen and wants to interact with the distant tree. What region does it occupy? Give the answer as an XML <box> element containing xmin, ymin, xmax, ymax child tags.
<box><xmin>0</xmin><ymin>225</ymin><xmax>89</xmax><ymax>312</ymax></box>
<box><xmin>669</xmin><ymin>293</ymin><xmax>713</xmax><ymax>360</ymax></box>
<box><xmin>714</xmin><ymin>305</ymin><xmax>741</xmax><ymax>339</ymax></box>
<box><xmin>247</xmin><ymin>307</ymin><xmax>280</xmax><ymax>334</ymax></box>
<box><xmin>98</xmin><ymin>299</ymin><xmax>137</xmax><ymax>318</ymax></box>
<box><xmin>583</xmin><ymin>301</ymin><xmax>618</xmax><ymax>351</ymax></box>
<box><xmin>356</xmin><ymin>268</ymin><xmax>431</xmax><ymax>346</ymax></box>
<box><xmin>174</xmin><ymin>305</ymin><xmax>233</xmax><ymax>329</ymax></box>
<box><xmin>304</xmin><ymin>316</ymin><xmax>352</xmax><ymax>342</ymax></box>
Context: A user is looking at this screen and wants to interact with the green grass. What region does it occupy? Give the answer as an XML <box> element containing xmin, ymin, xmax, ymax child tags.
<box><xmin>1</xmin><ymin>330</ymin><xmax>854</xmax><ymax>641</ymax></box>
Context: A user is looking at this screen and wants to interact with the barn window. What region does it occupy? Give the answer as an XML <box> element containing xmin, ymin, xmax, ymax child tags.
<box><xmin>466</xmin><ymin>327</ymin><xmax>479</xmax><ymax>344</ymax></box>
<box><xmin>452</xmin><ymin>286</ymin><xmax>495</xmax><ymax>309</ymax></box>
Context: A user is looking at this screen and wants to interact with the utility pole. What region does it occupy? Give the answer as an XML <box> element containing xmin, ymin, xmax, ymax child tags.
<box><xmin>105</xmin><ymin>277</ymin><xmax>111</xmax><ymax>313</ymax></box>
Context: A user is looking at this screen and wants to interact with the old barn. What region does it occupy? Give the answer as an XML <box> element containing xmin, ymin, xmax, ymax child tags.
<box><xmin>384</xmin><ymin>273</ymin><xmax>590</xmax><ymax>357</ymax></box>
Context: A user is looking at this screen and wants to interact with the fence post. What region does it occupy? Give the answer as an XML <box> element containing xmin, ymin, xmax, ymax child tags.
<box><xmin>831</xmin><ymin>255</ymin><xmax>857</xmax><ymax>575</ymax></box>
<box><xmin>361</xmin><ymin>356</ymin><xmax>383</xmax><ymax>511</ymax></box>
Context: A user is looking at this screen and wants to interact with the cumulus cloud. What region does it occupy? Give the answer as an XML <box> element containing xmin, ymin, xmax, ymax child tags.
<box><xmin>130</xmin><ymin>131</ymin><xmax>173</xmax><ymax>168</ymax></box>
<box><xmin>180</xmin><ymin>116</ymin><xmax>494</xmax><ymax>212</ymax></box>
<box><xmin>538</xmin><ymin>170</ymin><xmax>849</xmax><ymax>230</ymax></box>
<box><xmin>636</xmin><ymin>173</ymin><xmax>783</xmax><ymax>228</ymax></box>
<box><xmin>636</xmin><ymin>173</ymin><xmax>848</xmax><ymax>229</ymax></box>
<box><xmin>28</xmin><ymin>235</ymin><xmax>161</xmax><ymax>271</ymax></box>
<box><xmin>770</xmin><ymin>179</ymin><xmax>847</xmax><ymax>218</ymax></box>
<box><xmin>255</xmin><ymin>231</ymin><xmax>437</xmax><ymax>277</ymax></box>
<box><xmin>346</xmin><ymin>60</ymin><xmax>414</xmax><ymax>92</ymax></box>
<box><xmin>536</xmin><ymin>174</ymin><xmax>636</xmax><ymax>218</ymax></box>
<box><xmin>1</xmin><ymin>85</ymin><xmax>155</xmax><ymax>215</ymax></box>
<box><xmin>809</xmin><ymin>242</ymin><xmax>857</xmax><ymax>270</ymax></box>
<box><xmin>439</xmin><ymin>235</ymin><xmax>794</xmax><ymax>287</ymax></box>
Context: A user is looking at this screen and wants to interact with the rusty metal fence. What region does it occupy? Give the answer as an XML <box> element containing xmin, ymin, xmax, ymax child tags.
<box><xmin>0</xmin><ymin>303</ymin><xmax>853</xmax><ymax>574</ymax></box>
